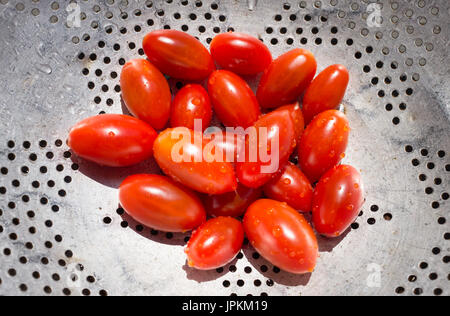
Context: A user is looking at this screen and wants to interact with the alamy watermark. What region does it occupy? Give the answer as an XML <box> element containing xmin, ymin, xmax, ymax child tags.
<box><xmin>170</xmin><ymin>120</ymin><xmax>280</xmax><ymax>174</ymax></box>
<box><xmin>66</xmin><ymin>2</ymin><xmax>81</xmax><ymax>28</ymax></box>
<box><xmin>366</xmin><ymin>263</ymin><xmax>382</xmax><ymax>288</ymax></box>
<box><xmin>366</xmin><ymin>3</ymin><xmax>383</xmax><ymax>28</ymax></box>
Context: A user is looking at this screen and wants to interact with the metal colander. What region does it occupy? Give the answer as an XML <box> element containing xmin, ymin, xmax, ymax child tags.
<box><xmin>0</xmin><ymin>0</ymin><xmax>448</xmax><ymax>296</ymax></box>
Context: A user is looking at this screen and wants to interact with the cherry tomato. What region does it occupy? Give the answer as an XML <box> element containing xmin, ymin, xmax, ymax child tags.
<box><xmin>263</xmin><ymin>162</ymin><xmax>313</xmax><ymax>213</ymax></box>
<box><xmin>272</xmin><ymin>103</ymin><xmax>305</xmax><ymax>147</ymax></box>
<box><xmin>186</xmin><ymin>217</ymin><xmax>244</xmax><ymax>270</ymax></box>
<box><xmin>203</xmin><ymin>131</ymin><xmax>246</xmax><ymax>165</ymax></box>
<box><xmin>143</xmin><ymin>30</ymin><xmax>215</xmax><ymax>81</ymax></box>
<box><xmin>243</xmin><ymin>199</ymin><xmax>318</xmax><ymax>274</ymax></box>
<box><xmin>236</xmin><ymin>109</ymin><xmax>296</xmax><ymax>188</ymax></box>
<box><xmin>257</xmin><ymin>49</ymin><xmax>317</xmax><ymax>109</ymax></box>
<box><xmin>312</xmin><ymin>165</ymin><xmax>364</xmax><ymax>237</ymax></box>
<box><xmin>210</xmin><ymin>32</ymin><xmax>272</xmax><ymax>75</ymax></box>
<box><xmin>298</xmin><ymin>110</ymin><xmax>350</xmax><ymax>183</ymax></box>
<box><xmin>203</xmin><ymin>183</ymin><xmax>262</xmax><ymax>218</ymax></box>
<box><xmin>153</xmin><ymin>128</ymin><xmax>237</xmax><ymax>195</ymax></box>
<box><xmin>303</xmin><ymin>64</ymin><xmax>350</xmax><ymax>124</ymax></box>
<box><xmin>119</xmin><ymin>174</ymin><xmax>206</xmax><ymax>232</ymax></box>
<box><xmin>120</xmin><ymin>59</ymin><xmax>171</xmax><ymax>130</ymax></box>
<box><xmin>68</xmin><ymin>114</ymin><xmax>157</xmax><ymax>167</ymax></box>
<box><xmin>208</xmin><ymin>70</ymin><xmax>260</xmax><ymax>128</ymax></box>
<box><xmin>171</xmin><ymin>84</ymin><xmax>212</xmax><ymax>131</ymax></box>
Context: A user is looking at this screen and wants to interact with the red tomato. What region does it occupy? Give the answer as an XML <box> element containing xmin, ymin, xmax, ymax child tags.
<box><xmin>263</xmin><ymin>162</ymin><xmax>313</xmax><ymax>213</ymax></box>
<box><xmin>119</xmin><ymin>175</ymin><xmax>206</xmax><ymax>232</ymax></box>
<box><xmin>203</xmin><ymin>131</ymin><xmax>245</xmax><ymax>165</ymax></box>
<box><xmin>273</xmin><ymin>103</ymin><xmax>305</xmax><ymax>146</ymax></box>
<box><xmin>153</xmin><ymin>128</ymin><xmax>237</xmax><ymax>195</ymax></box>
<box><xmin>298</xmin><ymin>110</ymin><xmax>350</xmax><ymax>183</ymax></box>
<box><xmin>186</xmin><ymin>217</ymin><xmax>244</xmax><ymax>270</ymax></box>
<box><xmin>120</xmin><ymin>59</ymin><xmax>171</xmax><ymax>130</ymax></box>
<box><xmin>257</xmin><ymin>49</ymin><xmax>317</xmax><ymax>109</ymax></box>
<box><xmin>210</xmin><ymin>32</ymin><xmax>272</xmax><ymax>75</ymax></box>
<box><xmin>244</xmin><ymin>199</ymin><xmax>318</xmax><ymax>274</ymax></box>
<box><xmin>171</xmin><ymin>84</ymin><xmax>212</xmax><ymax>131</ymax></box>
<box><xmin>203</xmin><ymin>183</ymin><xmax>262</xmax><ymax>218</ymax></box>
<box><xmin>303</xmin><ymin>64</ymin><xmax>350</xmax><ymax>124</ymax></box>
<box><xmin>208</xmin><ymin>70</ymin><xmax>260</xmax><ymax>128</ymax></box>
<box><xmin>236</xmin><ymin>109</ymin><xmax>296</xmax><ymax>188</ymax></box>
<box><xmin>68</xmin><ymin>114</ymin><xmax>157</xmax><ymax>167</ymax></box>
<box><xmin>312</xmin><ymin>165</ymin><xmax>364</xmax><ymax>237</ymax></box>
<box><xmin>143</xmin><ymin>30</ymin><xmax>215</xmax><ymax>81</ymax></box>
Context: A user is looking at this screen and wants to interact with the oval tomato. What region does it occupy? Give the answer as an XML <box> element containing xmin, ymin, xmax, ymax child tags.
<box><xmin>210</xmin><ymin>32</ymin><xmax>272</xmax><ymax>75</ymax></box>
<box><xmin>299</xmin><ymin>110</ymin><xmax>350</xmax><ymax>183</ymax></box>
<box><xmin>153</xmin><ymin>128</ymin><xmax>237</xmax><ymax>195</ymax></box>
<box><xmin>208</xmin><ymin>70</ymin><xmax>260</xmax><ymax>128</ymax></box>
<box><xmin>203</xmin><ymin>183</ymin><xmax>262</xmax><ymax>218</ymax></box>
<box><xmin>236</xmin><ymin>109</ymin><xmax>296</xmax><ymax>188</ymax></box>
<box><xmin>171</xmin><ymin>84</ymin><xmax>212</xmax><ymax>131</ymax></box>
<box><xmin>120</xmin><ymin>59</ymin><xmax>171</xmax><ymax>130</ymax></box>
<box><xmin>119</xmin><ymin>175</ymin><xmax>206</xmax><ymax>232</ymax></box>
<box><xmin>203</xmin><ymin>130</ymin><xmax>246</xmax><ymax>165</ymax></box>
<box><xmin>257</xmin><ymin>49</ymin><xmax>317</xmax><ymax>109</ymax></box>
<box><xmin>303</xmin><ymin>64</ymin><xmax>350</xmax><ymax>124</ymax></box>
<box><xmin>143</xmin><ymin>30</ymin><xmax>215</xmax><ymax>81</ymax></box>
<box><xmin>186</xmin><ymin>217</ymin><xmax>244</xmax><ymax>270</ymax></box>
<box><xmin>263</xmin><ymin>162</ymin><xmax>313</xmax><ymax>213</ymax></box>
<box><xmin>243</xmin><ymin>199</ymin><xmax>318</xmax><ymax>274</ymax></box>
<box><xmin>312</xmin><ymin>165</ymin><xmax>364</xmax><ymax>237</ymax></box>
<box><xmin>68</xmin><ymin>114</ymin><xmax>157</xmax><ymax>167</ymax></box>
<box><xmin>272</xmin><ymin>103</ymin><xmax>305</xmax><ymax>146</ymax></box>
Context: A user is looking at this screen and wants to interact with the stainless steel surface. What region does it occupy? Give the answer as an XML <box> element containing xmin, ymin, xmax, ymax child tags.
<box><xmin>0</xmin><ymin>0</ymin><xmax>448</xmax><ymax>296</ymax></box>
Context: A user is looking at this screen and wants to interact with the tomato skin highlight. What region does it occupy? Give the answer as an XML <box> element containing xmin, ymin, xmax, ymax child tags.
<box><xmin>120</xmin><ymin>59</ymin><xmax>172</xmax><ymax>130</ymax></box>
<box><xmin>203</xmin><ymin>183</ymin><xmax>262</xmax><ymax>218</ymax></box>
<box><xmin>186</xmin><ymin>217</ymin><xmax>244</xmax><ymax>270</ymax></box>
<box><xmin>263</xmin><ymin>162</ymin><xmax>313</xmax><ymax>213</ymax></box>
<box><xmin>244</xmin><ymin>199</ymin><xmax>318</xmax><ymax>274</ymax></box>
<box><xmin>170</xmin><ymin>84</ymin><xmax>212</xmax><ymax>131</ymax></box>
<box><xmin>272</xmin><ymin>103</ymin><xmax>305</xmax><ymax>147</ymax></box>
<box><xmin>298</xmin><ymin>110</ymin><xmax>350</xmax><ymax>183</ymax></box>
<box><xmin>153</xmin><ymin>128</ymin><xmax>237</xmax><ymax>195</ymax></box>
<box><xmin>68</xmin><ymin>114</ymin><xmax>157</xmax><ymax>167</ymax></box>
<box><xmin>312</xmin><ymin>165</ymin><xmax>364</xmax><ymax>237</ymax></box>
<box><xmin>143</xmin><ymin>30</ymin><xmax>215</xmax><ymax>81</ymax></box>
<box><xmin>257</xmin><ymin>49</ymin><xmax>317</xmax><ymax>109</ymax></box>
<box><xmin>303</xmin><ymin>64</ymin><xmax>350</xmax><ymax>124</ymax></box>
<box><xmin>208</xmin><ymin>70</ymin><xmax>261</xmax><ymax>128</ymax></box>
<box><xmin>119</xmin><ymin>174</ymin><xmax>206</xmax><ymax>232</ymax></box>
<box><xmin>236</xmin><ymin>109</ymin><xmax>297</xmax><ymax>188</ymax></box>
<box><xmin>210</xmin><ymin>32</ymin><xmax>272</xmax><ymax>75</ymax></box>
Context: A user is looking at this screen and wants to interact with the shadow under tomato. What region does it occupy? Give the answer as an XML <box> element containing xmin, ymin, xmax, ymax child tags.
<box><xmin>119</xmin><ymin>207</ymin><xmax>189</xmax><ymax>247</ymax></box>
<box><xmin>242</xmin><ymin>245</ymin><xmax>312</xmax><ymax>287</ymax></box>
<box><xmin>317</xmin><ymin>227</ymin><xmax>351</xmax><ymax>253</ymax></box>
<box><xmin>70</xmin><ymin>154</ymin><xmax>162</xmax><ymax>189</ymax></box>
<box><xmin>182</xmin><ymin>256</ymin><xmax>238</xmax><ymax>283</ymax></box>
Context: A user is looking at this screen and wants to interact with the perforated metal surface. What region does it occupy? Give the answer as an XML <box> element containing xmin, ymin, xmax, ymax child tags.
<box><xmin>0</xmin><ymin>0</ymin><xmax>448</xmax><ymax>296</ymax></box>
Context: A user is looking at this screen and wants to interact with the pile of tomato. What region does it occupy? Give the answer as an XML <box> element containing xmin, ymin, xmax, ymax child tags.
<box><xmin>68</xmin><ymin>30</ymin><xmax>364</xmax><ymax>274</ymax></box>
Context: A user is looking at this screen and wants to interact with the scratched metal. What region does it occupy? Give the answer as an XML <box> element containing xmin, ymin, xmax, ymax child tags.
<box><xmin>0</xmin><ymin>0</ymin><xmax>448</xmax><ymax>296</ymax></box>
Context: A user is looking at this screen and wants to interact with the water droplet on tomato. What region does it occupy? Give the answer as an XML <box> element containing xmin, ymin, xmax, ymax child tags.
<box><xmin>272</xmin><ymin>227</ymin><xmax>281</xmax><ymax>237</ymax></box>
